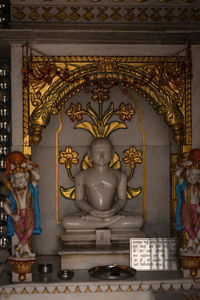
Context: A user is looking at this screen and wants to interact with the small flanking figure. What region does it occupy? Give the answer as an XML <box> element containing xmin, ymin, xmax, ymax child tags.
<box><xmin>175</xmin><ymin>149</ymin><xmax>200</xmax><ymax>254</ymax></box>
<box><xmin>3</xmin><ymin>151</ymin><xmax>42</xmax><ymax>258</ymax></box>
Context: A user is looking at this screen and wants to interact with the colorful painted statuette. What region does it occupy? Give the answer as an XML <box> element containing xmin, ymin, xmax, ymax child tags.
<box><xmin>175</xmin><ymin>149</ymin><xmax>200</xmax><ymax>278</ymax></box>
<box><xmin>3</xmin><ymin>151</ymin><xmax>42</xmax><ymax>282</ymax></box>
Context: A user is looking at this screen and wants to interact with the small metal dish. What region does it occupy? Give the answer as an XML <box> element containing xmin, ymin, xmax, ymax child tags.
<box><xmin>38</xmin><ymin>263</ymin><xmax>53</xmax><ymax>274</ymax></box>
<box><xmin>57</xmin><ymin>269</ymin><xmax>74</xmax><ymax>280</ymax></box>
<box><xmin>88</xmin><ymin>265</ymin><xmax>136</xmax><ymax>280</ymax></box>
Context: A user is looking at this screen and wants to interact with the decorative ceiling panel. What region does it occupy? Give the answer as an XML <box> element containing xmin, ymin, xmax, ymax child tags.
<box><xmin>11</xmin><ymin>0</ymin><xmax>199</xmax><ymax>25</ymax></box>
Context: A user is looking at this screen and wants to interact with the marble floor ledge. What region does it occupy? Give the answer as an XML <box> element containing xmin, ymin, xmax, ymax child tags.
<box><xmin>0</xmin><ymin>256</ymin><xmax>200</xmax><ymax>295</ymax></box>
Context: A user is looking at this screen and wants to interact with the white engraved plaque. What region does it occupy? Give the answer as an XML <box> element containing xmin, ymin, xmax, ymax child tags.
<box><xmin>130</xmin><ymin>238</ymin><xmax>178</xmax><ymax>271</ymax></box>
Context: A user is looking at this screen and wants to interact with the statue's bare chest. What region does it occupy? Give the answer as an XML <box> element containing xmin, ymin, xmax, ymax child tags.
<box><xmin>85</xmin><ymin>170</ymin><xmax>118</xmax><ymax>190</ymax></box>
<box><xmin>84</xmin><ymin>170</ymin><xmax>119</xmax><ymax>210</ymax></box>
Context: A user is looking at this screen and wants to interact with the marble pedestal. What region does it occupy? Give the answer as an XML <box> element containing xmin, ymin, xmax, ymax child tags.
<box><xmin>59</xmin><ymin>245</ymin><xmax>130</xmax><ymax>270</ymax></box>
<box><xmin>61</xmin><ymin>228</ymin><xmax>145</xmax><ymax>246</ymax></box>
<box><xmin>60</xmin><ymin>229</ymin><xmax>145</xmax><ymax>269</ymax></box>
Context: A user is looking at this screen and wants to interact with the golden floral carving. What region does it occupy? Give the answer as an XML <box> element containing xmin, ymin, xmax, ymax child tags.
<box><xmin>115</xmin><ymin>103</ymin><xmax>135</xmax><ymax>122</ymax></box>
<box><xmin>91</xmin><ymin>87</ymin><xmax>109</xmax><ymax>102</ymax></box>
<box><xmin>23</xmin><ymin>54</ymin><xmax>191</xmax><ymax>149</ymax></box>
<box><xmin>59</xmin><ymin>147</ymin><xmax>79</xmax><ymax>169</ymax></box>
<box><xmin>122</xmin><ymin>145</ymin><xmax>143</xmax><ymax>199</ymax></box>
<box><xmin>123</xmin><ymin>146</ymin><xmax>143</xmax><ymax>169</ymax></box>
<box><xmin>66</xmin><ymin>103</ymin><xmax>85</xmax><ymax>122</ymax></box>
<box><xmin>59</xmin><ymin>147</ymin><xmax>79</xmax><ymax>186</ymax></box>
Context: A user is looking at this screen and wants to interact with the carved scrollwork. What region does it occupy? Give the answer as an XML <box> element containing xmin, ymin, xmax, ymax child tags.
<box><xmin>23</xmin><ymin>55</ymin><xmax>191</xmax><ymax>147</ymax></box>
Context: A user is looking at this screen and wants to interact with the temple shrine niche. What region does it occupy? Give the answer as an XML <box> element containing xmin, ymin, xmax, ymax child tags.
<box><xmin>18</xmin><ymin>51</ymin><xmax>191</xmax><ymax>254</ymax></box>
<box><xmin>1</xmin><ymin>0</ymin><xmax>200</xmax><ymax>298</ymax></box>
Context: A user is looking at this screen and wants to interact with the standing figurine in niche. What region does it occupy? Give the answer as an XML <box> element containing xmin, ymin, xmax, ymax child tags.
<box><xmin>176</xmin><ymin>149</ymin><xmax>200</xmax><ymax>254</ymax></box>
<box><xmin>3</xmin><ymin>152</ymin><xmax>42</xmax><ymax>258</ymax></box>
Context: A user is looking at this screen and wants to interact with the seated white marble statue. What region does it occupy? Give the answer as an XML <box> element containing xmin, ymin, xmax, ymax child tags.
<box><xmin>62</xmin><ymin>138</ymin><xmax>143</xmax><ymax>231</ymax></box>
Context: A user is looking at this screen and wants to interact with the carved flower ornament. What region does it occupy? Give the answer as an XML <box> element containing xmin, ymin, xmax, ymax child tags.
<box><xmin>115</xmin><ymin>103</ymin><xmax>135</xmax><ymax>122</ymax></box>
<box><xmin>66</xmin><ymin>103</ymin><xmax>85</xmax><ymax>122</ymax></box>
<box><xmin>59</xmin><ymin>147</ymin><xmax>79</xmax><ymax>169</ymax></box>
<box><xmin>123</xmin><ymin>146</ymin><xmax>143</xmax><ymax>169</ymax></box>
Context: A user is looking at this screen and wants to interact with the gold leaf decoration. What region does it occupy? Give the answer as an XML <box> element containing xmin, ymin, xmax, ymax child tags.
<box><xmin>86</xmin><ymin>103</ymin><xmax>98</xmax><ymax>123</ymax></box>
<box><xmin>81</xmin><ymin>153</ymin><xmax>93</xmax><ymax>170</ymax></box>
<box><xmin>69</xmin><ymin>7</ymin><xmax>81</xmax><ymax>21</ymax></box>
<box><xmin>83</xmin><ymin>8</ymin><xmax>95</xmax><ymax>21</ymax></box>
<box><xmin>124</xmin><ymin>8</ymin><xmax>135</xmax><ymax>21</ymax></box>
<box><xmin>104</xmin><ymin>121</ymin><xmax>126</xmax><ymax>137</ymax></box>
<box><xmin>66</xmin><ymin>103</ymin><xmax>85</xmax><ymax>122</ymax></box>
<box><xmin>102</xmin><ymin>103</ymin><xmax>114</xmax><ymax>125</ymax></box>
<box><xmin>75</xmin><ymin>121</ymin><xmax>97</xmax><ymax>137</ymax></box>
<box><xmin>13</xmin><ymin>7</ymin><xmax>25</xmax><ymax>20</ymax></box>
<box><xmin>97</xmin><ymin>7</ymin><xmax>108</xmax><ymax>21</ymax></box>
<box><xmin>42</xmin><ymin>7</ymin><xmax>53</xmax><ymax>21</ymax></box>
<box><xmin>123</xmin><ymin>146</ymin><xmax>143</xmax><ymax>169</ymax></box>
<box><xmin>60</xmin><ymin>186</ymin><xmax>75</xmax><ymax>200</ymax></box>
<box><xmin>28</xmin><ymin>7</ymin><xmax>39</xmax><ymax>20</ymax></box>
<box><xmin>127</xmin><ymin>186</ymin><xmax>142</xmax><ymax>199</ymax></box>
<box><xmin>111</xmin><ymin>7</ymin><xmax>121</xmax><ymax>21</ymax></box>
<box><xmin>108</xmin><ymin>152</ymin><xmax>121</xmax><ymax>170</ymax></box>
<box><xmin>55</xmin><ymin>7</ymin><xmax>67</xmax><ymax>21</ymax></box>
<box><xmin>59</xmin><ymin>147</ymin><xmax>79</xmax><ymax>169</ymax></box>
<box><xmin>26</xmin><ymin>55</ymin><xmax>191</xmax><ymax>147</ymax></box>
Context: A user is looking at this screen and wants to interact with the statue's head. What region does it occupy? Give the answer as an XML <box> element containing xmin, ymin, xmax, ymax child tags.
<box><xmin>185</xmin><ymin>149</ymin><xmax>200</xmax><ymax>184</ymax></box>
<box><xmin>89</xmin><ymin>138</ymin><xmax>113</xmax><ymax>166</ymax></box>
<box><xmin>12</xmin><ymin>171</ymin><xmax>28</xmax><ymax>189</ymax></box>
<box><xmin>3</xmin><ymin>151</ymin><xmax>29</xmax><ymax>189</ymax></box>
<box><xmin>186</xmin><ymin>168</ymin><xmax>200</xmax><ymax>185</ymax></box>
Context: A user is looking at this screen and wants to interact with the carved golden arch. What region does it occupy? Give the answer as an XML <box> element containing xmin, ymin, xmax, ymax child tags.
<box><xmin>23</xmin><ymin>55</ymin><xmax>191</xmax><ymax>154</ymax></box>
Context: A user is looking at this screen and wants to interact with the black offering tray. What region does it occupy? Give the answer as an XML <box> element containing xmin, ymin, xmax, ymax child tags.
<box><xmin>88</xmin><ymin>265</ymin><xmax>136</xmax><ymax>280</ymax></box>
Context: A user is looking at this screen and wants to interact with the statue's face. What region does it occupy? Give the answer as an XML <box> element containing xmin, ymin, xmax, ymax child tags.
<box><xmin>187</xmin><ymin>169</ymin><xmax>200</xmax><ymax>185</ymax></box>
<box><xmin>13</xmin><ymin>172</ymin><xmax>27</xmax><ymax>188</ymax></box>
<box><xmin>91</xmin><ymin>142</ymin><xmax>112</xmax><ymax>166</ymax></box>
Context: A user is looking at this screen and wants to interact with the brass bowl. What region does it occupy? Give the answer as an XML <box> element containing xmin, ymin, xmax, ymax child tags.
<box><xmin>57</xmin><ymin>269</ymin><xmax>74</xmax><ymax>280</ymax></box>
